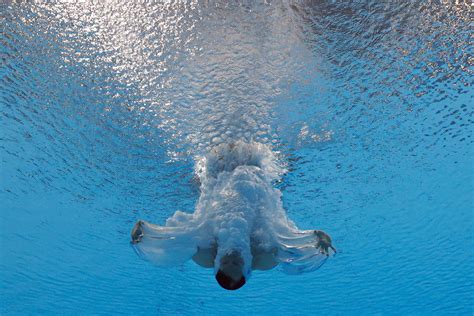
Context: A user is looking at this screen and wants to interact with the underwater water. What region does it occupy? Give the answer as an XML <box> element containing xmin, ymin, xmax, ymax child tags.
<box><xmin>1</xmin><ymin>1</ymin><xmax>473</xmax><ymax>315</ymax></box>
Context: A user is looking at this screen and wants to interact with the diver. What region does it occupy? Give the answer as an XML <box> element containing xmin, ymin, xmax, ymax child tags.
<box><xmin>130</xmin><ymin>141</ymin><xmax>336</xmax><ymax>290</ymax></box>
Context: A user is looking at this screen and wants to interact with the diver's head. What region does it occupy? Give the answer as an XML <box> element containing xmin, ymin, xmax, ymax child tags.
<box><xmin>215</xmin><ymin>251</ymin><xmax>246</xmax><ymax>290</ymax></box>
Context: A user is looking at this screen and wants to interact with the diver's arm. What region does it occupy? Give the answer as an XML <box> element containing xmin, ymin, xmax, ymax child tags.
<box><xmin>130</xmin><ymin>220</ymin><xmax>198</xmax><ymax>266</ymax></box>
<box><xmin>251</xmin><ymin>249</ymin><xmax>278</xmax><ymax>271</ymax></box>
<box><xmin>192</xmin><ymin>246</ymin><xmax>216</xmax><ymax>268</ymax></box>
<box><xmin>274</xmin><ymin>229</ymin><xmax>336</xmax><ymax>275</ymax></box>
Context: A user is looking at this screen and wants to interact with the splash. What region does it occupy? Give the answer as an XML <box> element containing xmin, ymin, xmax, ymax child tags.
<box><xmin>131</xmin><ymin>141</ymin><xmax>334</xmax><ymax>283</ymax></box>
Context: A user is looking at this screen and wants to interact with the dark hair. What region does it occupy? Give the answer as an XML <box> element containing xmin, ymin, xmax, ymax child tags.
<box><xmin>215</xmin><ymin>270</ymin><xmax>246</xmax><ymax>290</ymax></box>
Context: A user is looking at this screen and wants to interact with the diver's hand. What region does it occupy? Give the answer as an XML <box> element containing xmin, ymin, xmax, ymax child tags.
<box><xmin>131</xmin><ymin>220</ymin><xmax>144</xmax><ymax>244</ymax></box>
<box><xmin>313</xmin><ymin>230</ymin><xmax>336</xmax><ymax>256</ymax></box>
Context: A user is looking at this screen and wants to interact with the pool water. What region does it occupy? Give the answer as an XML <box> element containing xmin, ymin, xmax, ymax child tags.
<box><xmin>1</xmin><ymin>1</ymin><xmax>472</xmax><ymax>315</ymax></box>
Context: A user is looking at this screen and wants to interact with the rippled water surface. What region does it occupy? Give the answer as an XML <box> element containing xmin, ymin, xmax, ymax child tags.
<box><xmin>1</xmin><ymin>1</ymin><xmax>473</xmax><ymax>314</ymax></box>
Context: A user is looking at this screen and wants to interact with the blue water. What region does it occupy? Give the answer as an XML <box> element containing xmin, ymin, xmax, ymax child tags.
<box><xmin>1</xmin><ymin>1</ymin><xmax>473</xmax><ymax>315</ymax></box>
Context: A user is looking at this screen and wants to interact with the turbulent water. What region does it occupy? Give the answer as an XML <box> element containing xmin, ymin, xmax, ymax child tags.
<box><xmin>133</xmin><ymin>141</ymin><xmax>332</xmax><ymax>280</ymax></box>
<box><xmin>1</xmin><ymin>1</ymin><xmax>473</xmax><ymax>314</ymax></box>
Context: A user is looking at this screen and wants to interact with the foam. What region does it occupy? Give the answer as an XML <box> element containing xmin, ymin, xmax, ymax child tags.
<box><xmin>132</xmin><ymin>141</ymin><xmax>333</xmax><ymax>277</ymax></box>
